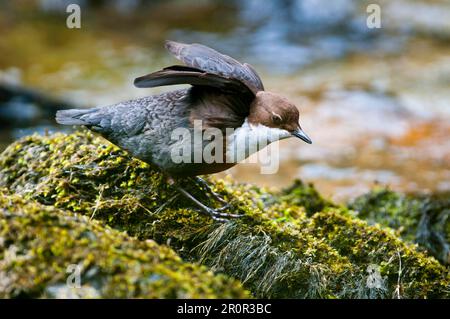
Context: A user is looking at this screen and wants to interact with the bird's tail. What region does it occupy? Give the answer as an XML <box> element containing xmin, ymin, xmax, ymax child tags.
<box><xmin>55</xmin><ymin>108</ymin><xmax>100</xmax><ymax>126</ymax></box>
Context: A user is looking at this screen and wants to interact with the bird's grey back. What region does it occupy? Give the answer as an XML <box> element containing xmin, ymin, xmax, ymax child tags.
<box><xmin>56</xmin><ymin>89</ymin><xmax>191</xmax><ymax>165</ymax></box>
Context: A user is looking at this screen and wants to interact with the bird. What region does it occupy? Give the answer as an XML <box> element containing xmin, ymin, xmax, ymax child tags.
<box><xmin>56</xmin><ymin>40</ymin><xmax>312</xmax><ymax>221</ymax></box>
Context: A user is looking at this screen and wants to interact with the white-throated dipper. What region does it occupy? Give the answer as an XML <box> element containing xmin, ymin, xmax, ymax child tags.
<box><xmin>56</xmin><ymin>41</ymin><xmax>312</xmax><ymax>220</ymax></box>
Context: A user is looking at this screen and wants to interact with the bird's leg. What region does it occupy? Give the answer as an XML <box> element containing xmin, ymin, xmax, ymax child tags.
<box><xmin>191</xmin><ymin>176</ymin><xmax>231</xmax><ymax>210</ymax></box>
<box><xmin>167</xmin><ymin>176</ymin><xmax>242</xmax><ymax>221</ymax></box>
<box><xmin>174</xmin><ymin>185</ymin><xmax>242</xmax><ymax>221</ymax></box>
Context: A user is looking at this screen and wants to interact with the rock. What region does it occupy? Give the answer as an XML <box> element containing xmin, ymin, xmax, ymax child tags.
<box><xmin>0</xmin><ymin>193</ymin><xmax>249</xmax><ymax>298</ymax></box>
<box><xmin>0</xmin><ymin>131</ymin><xmax>449</xmax><ymax>298</ymax></box>
<box><xmin>349</xmin><ymin>189</ymin><xmax>450</xmax><ymax>265</ymax></box>
<box><xmin>0</xmin><ymin>83</ymin><xmax>77</xmax><ymax>128</ymax></box>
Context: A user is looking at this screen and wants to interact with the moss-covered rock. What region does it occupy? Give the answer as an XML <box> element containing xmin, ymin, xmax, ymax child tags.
<box><xmin>0</xmin><ymin>131</ymin><xmax>449</xmax><ymax>298</ymax></box>
<box><xmin>350</xmin><ymin>188</ymin><xmax>450</xmax><ymax>265</ymax></box>
<box><xmin>276</xmin><ymin>179</ymin><xmax>335</xmax><ymax>215</ymax></box>
<box><xmin>0</xmin><ymin>193</ymin><xmax>249</xmax><ymax>298</ymax></box>
<box><xmin>307</xmin><ymin>209</ymin><xmax>449</xmax><ymax>298</ymax></box>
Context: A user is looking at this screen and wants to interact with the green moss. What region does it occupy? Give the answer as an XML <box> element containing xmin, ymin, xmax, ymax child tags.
<box><xmin>307</xmin><ymin>209</ymin><xmax>449</xmax><ymax>298</ymax></box>
<box><xmin>0</xmin><ymin>131</ymin><xmax>449</xmax><ymax>298</ymax></box>
<box><xmin>350</xmin><ymin>188</ymin><xmax>450</xmax><ymax>265</ymax></box>
<box><xmin>0</xmin><ymin>193</ymin><xmax>249</xmax><ymax>298</ymax></box>
<box><xmin>276</xmin><ymin>179</ymin><xmax>335</xmax><ymax>215</ymax></box>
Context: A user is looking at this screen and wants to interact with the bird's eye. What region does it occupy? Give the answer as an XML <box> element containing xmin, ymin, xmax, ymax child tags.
<box><xmin>272</xmin><ymin>114</ymin><xmax>282</xmax><ymax>124</ymax></box>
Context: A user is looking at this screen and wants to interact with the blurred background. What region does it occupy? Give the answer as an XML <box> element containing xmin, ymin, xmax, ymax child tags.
<box><xmin>0</xmin><ymin>0</ymin><xmax>449</xmax><ymax>202</ymax></box>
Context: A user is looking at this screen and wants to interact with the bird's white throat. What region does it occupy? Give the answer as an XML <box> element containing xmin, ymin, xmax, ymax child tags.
<box><xmin>226</xmin><ymin>118</ymin><xmax>291</xmax><ymax>163</ymax></box>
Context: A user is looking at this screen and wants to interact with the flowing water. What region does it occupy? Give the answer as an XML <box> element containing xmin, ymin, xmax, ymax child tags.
<box><xmin>0</xmin><ymin>0</ymin><xmax>449</xmax><ymax>201</ymax></box>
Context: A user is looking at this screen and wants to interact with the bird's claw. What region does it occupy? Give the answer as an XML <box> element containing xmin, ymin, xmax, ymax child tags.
<box><xmin>207</xmin><ymin>207</ymin><xmax>243</xmax><ymax>219</ymax></box>
<box><xmin>193</xmin><ymin>207</ymin><xmax>243</xmax><ymax>222</ymax></box>
<box><xmin>192</xmin><ymin>177</ymin><xmax>230</xmax><ymax>206</ymax></box>
<box><xmin>174</xmin><ymin>180</ymin><xmax>243</xmax><ymax>222</ymax></box>
<box><xmin>215</xmin><ymin>202</ymin><xmax>232</xmax><ymax>212</ymax></box>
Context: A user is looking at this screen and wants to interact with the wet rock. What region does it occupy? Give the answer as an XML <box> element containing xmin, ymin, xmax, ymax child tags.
<box><xmin>0</xmin><ymin>83</ymin><xmax>77</xmax><ymax>128</ymax></box>
<box><xmin>0</xmin><ymin>131</ymin><xmax>448</xmax><ymax>298</ymax></box>
<box><xmin>0</xmin><ymin>83</ymin><xmax>78</xmax><ymax>150</ymax></box>
<box><xmin>350</xmin><ymin>188</ymin><xmax>450</xmax><ymax>265</ymax></box>
<box><xmin>0</xmin><ymin>193</ymin><xmax>249</xmax><ymax>298</ymax></box>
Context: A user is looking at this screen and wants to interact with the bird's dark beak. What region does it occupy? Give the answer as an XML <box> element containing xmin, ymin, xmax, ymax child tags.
<box><xmin>292</xmin><ymin>128</ymin><xmax>312</xmax><ymax>144</ymax></box>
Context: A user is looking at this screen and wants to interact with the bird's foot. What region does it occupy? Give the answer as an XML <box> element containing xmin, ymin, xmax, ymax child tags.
<box><xmin>195</xmin><ymin>207</ymin><xmax>243</xmax><ymax>222</ymax></box>
<box><xmin>192</xmin><ymin>176</ymin><xmax>230</xmax><ymax>206</ymax></box>
<box><xmin>174</xmin><ymin>183</ymin><xmax>243</xmax><ymax>222</ymax></box>
<box><xmin>215</xmin><ymin>202</ymin><xmax>232</xmax><ymax>212</ymax></box>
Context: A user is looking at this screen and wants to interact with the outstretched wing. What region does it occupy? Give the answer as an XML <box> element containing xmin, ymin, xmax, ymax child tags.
<box><xmin>164</xmin><ymin>40</ymin><xmax>264</xmax><ymax>94</ymax></box>
<box><xmin>133</xmin><ymin>41</ymin><xmax>264</xmax><ymax>131</ymax></box>
<box><xmin>134</xmin><ymin>65</ymin><xmax>253</xmax><ymax>97</ymax></box>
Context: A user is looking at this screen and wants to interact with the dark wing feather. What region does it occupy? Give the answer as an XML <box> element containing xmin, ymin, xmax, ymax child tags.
<box><xmin>134</xmin><ymin>66</ymin><xmax>253</xmax><ymax>97</ymax></box>
<box><xmin>165</xmin><ymin>40</ymin><xmax>264</xmax><ymax>94</ymax></box>
<box><xmin>133</xmin><ymin>41</ymin><xmax>263</xmax><ymax>132</ymax></box>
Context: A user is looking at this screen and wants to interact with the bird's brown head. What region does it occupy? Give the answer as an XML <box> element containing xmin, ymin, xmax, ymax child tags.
<box><xmin>248</xmin><ymin>91</ymin><xmax>312</xmax><ymax>144</ymax></box>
